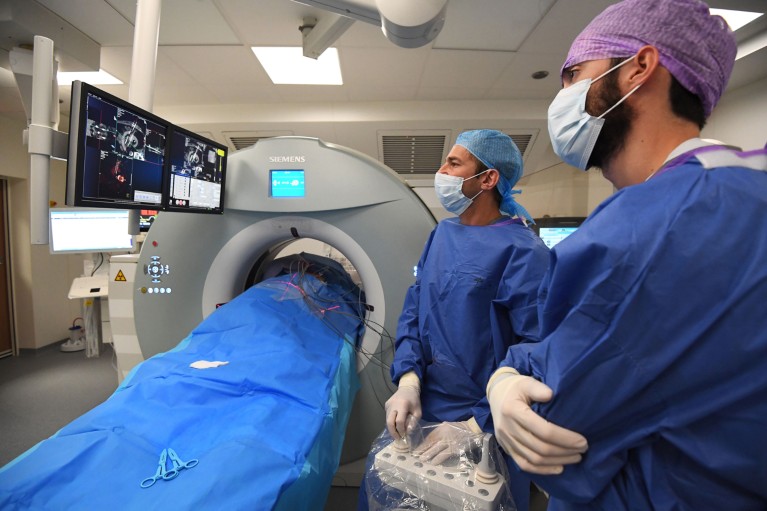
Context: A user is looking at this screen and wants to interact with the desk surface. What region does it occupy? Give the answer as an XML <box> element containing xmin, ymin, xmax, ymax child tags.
<box><xmin>68</xmin><ymin>274</ymin><xmax>109</xmax><ymax>299</ymax></box>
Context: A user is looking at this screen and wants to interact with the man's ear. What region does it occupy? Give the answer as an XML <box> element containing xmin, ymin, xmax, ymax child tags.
<box><xmin>626</xmin><ymin>45</ymin><xmax>660</xmax><ymax>89</ymax></box>
<box><xmin>482</xmin><ymin>169</ymin><xmax>501</xmax><ymax>189</ymax></box>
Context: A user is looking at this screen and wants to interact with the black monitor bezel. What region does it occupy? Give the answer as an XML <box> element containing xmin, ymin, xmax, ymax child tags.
<box><xmin>163</xmin><ymin>124</ymin><xmax>228</xmax><ymax>214</ymax></box>
<box><xmin>66</xmin><ymin>80</ymin><xmax>170</xmax><ymax>211</ymax></box>
<box><xmin>531</xmin><ymin>216</ymin><xmax>586</xmax><ymax>236</ymax></box>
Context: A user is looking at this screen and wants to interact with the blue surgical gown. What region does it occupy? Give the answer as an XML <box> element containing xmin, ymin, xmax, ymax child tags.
<box><xmin>502</xmin><ymin>149</ymin><xmax>767</xmax><ymax>510</ymax></box>
<box><xmin>391</xmin><ymin>217</ymin><xmax>549</xmax><ymax>427</ymax></box>
<box><xmin>389</xmin><ymin>216</ymin><xmax>549</xmax><ymax>511</ymax></box>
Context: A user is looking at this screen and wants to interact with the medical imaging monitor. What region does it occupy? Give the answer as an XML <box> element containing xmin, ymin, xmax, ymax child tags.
<box><xmin>164</xmin><ymin>126</ymin><xmax>227</xmax><ymax>214</ymax></box>
<box><xmin>66</xmin><ymin>81</ymin><xmax>168</xmax><ymax>210</ymax></box>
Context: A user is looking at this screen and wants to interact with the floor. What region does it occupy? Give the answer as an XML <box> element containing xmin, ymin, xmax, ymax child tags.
<box><xmin>0</xmin><ymin>341</ymin><xmax>118</xmax><ymax>466</ymax></box>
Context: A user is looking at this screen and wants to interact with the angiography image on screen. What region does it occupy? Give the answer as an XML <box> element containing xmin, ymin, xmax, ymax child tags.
<box><xmin>81</xmin><ymin>92</ymin><xmax>166</xmax><ymax>206</ymax></box>
<box><xmin>167</xmin><ymin>129</ymin><xmax>226</xmax><ymax>213</ymax></box>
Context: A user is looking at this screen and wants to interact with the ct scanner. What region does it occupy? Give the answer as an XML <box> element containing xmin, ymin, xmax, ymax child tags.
<box><xmin>132</xmin><ymin>135</ymin><xmax>437</xmax><ymax>475</ymax></box>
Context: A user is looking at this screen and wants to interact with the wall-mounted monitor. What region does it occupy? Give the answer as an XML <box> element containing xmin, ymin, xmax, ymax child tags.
<box><xmin>66</xmin><ymin>81</ymin><xmax>168</xmax><ymax>210</ymax></box>
<box><xmin>49</xmin><ymin>208</ymin><xmax>135</xmax><ymax>254</ymax></box>
<box><xmin>270</xmin><ymin>169</ymin><xmax>305</xmax><ymax>198</ymax></box>
<box><xmin>533</xmin><ymin>217</ymin><xmax>586</xmax><ymax>249</ymax></box>
<box><xmin>164</xmin><ymin>126</ymin><xmax>227</xmax><ymax>214</ymax></box>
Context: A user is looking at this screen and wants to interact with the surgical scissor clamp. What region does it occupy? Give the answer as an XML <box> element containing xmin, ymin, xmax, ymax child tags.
<box><xmin>167</xmin><ymin>448</ymin><xmax>199</xmax><ymax>471</ymax></box>
<box><xmin>140</xmin><ymin>448</ymin><xmax>183</xmax><ymax>488</ymax></box>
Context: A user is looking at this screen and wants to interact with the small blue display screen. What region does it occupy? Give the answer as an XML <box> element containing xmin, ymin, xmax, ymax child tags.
<box><xmin>270</xmin><ymin>169</ymin><xmax>305</xmax><ymax>198</ymax></box>
<box><xmin>539</xmin><ymin>227</ymin><xmax>578</xmax><ymax>248</ymax></box>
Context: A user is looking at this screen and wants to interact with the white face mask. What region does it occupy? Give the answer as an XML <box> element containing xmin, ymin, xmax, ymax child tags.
<box><xmin>547</xmin><ymin>56</ymin><xmax>642</xmax><ymax>170</ymax></box>
<box><xmin>434</xmin><ymin>169</ymin><xmax>488</xmax><ymax>215</ymax></box>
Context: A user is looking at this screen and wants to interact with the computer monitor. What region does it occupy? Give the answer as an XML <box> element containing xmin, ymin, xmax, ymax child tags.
<box><xmin>139</xmin><ymin>209</ymin><xmax>159</xmax><ymax>232</ymax></box>
<box><xmin>533</xmin><ymin>217</ymin><xmax>586</xmax><ymax>249</ymax></box>
<box><xmin>66</xmin><ymin>81</ymin><xmax>168</xmax><ymax>210</ymax></box>
<box><xmin>49</xmin><ymin>208</ymin><xmax>135</xmax><ymax>254</ymax></box>
<box><xmin>164</xmin><ymin>126</ymin><xmax>227</xmax><ymax>214</ymax></box>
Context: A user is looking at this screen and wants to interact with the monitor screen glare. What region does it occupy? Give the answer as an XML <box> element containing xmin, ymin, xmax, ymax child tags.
<box><xmin>80</xmin><ymin>90</ymin><xmax>165</xmax><ymax>207</ymax></box>
<box><xmin>49</xmin><ymin>209</ymin><xmax>134</xmax><ymax>254</ymax></box>
<box><xmin>270</xmin><ymin>169</ymin><xmax>305</xmax><ymax>198</ymax></box>
<box><xmin>539</xmin><ymin>227</ymin><xmax>578</xmax><ymax>249</ymax></box>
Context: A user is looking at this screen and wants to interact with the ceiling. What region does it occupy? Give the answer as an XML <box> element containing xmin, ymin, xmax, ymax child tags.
<box><xmin>1</xmin><ymin>0</ymin><xmax>766</xmax><ymax>178</ymax></box>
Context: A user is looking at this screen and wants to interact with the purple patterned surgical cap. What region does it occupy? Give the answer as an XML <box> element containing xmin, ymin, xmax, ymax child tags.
<box><xmin>562</xmin><ymin>0</ymin><xmax>737</xmax><ymax>117</ymax></box>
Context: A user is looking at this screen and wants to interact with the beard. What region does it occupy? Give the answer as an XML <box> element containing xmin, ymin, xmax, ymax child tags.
<box><xmin>585</xmin><ymin>71</ymin><xmax>634</xmax><ymax>170</ymax></box>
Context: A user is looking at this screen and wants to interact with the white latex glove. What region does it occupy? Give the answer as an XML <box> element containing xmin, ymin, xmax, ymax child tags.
<box><xmin>487</xmin><ymin>368</ymin><xmax>588</xmax><ymax>475</ymax></box>
<box><xmin>414</xmin><ymin>419</ymin><xmax>483</xmax><ymax>465</ymax></box>
<box><xmin>385</xmin><ymin>372</ymin><xmax>422</xmax><ymax>440</ymax></box>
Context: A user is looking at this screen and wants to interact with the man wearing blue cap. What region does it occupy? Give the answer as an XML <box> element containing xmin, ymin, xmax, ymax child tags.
<box><xmin>486</xmin><ymin>1</ymin><xmax>767</xmax><ymax>510</ymax></box>
<box><xmin>361</xmin><ymin>129</ymin><xmax>550</xmax><ymax>510</ymax></box>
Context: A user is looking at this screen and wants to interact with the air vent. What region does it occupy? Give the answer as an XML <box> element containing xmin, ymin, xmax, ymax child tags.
<box><xmin>223</xmin><ymin>131</ymin><xmax>294</xmax><ymax>151</ymax></box>
<box><xmin>229</xmin><ymin>136</ymin><xmax>263</xmax><ymax>150</ymax></box>
<box><xmin>508</xmin><ymin>133</ymin><xmax>532</xmax><ymax>155</ymax></box>
<box><xmin>379</xmin><ymin>131</ymin><xmax>449</xmax><ymax>174</ymax></box>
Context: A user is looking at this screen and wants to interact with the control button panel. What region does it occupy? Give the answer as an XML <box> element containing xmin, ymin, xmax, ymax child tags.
<box><xmin>142</xmin><ymin>255</ymin><xmax>172</xmax><ymax>294</ymax></box>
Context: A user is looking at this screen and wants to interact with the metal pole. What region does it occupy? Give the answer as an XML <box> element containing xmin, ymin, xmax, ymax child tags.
<box><xmin>29</xmin><ymin>35</ymin><xmax>55</xmax><ymax>245</ymax></box>
<box><xmin>127</xmin><ymin>0</ymin><xmax>162</xmax><ymax>234</ymax></box>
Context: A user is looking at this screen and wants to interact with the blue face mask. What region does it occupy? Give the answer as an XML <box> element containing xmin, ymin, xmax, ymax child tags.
<box><xmin>547</xmin><ymin>56</ymin><xmax>641</xmax><ymax>170</ymax></box>
<box><xmin>434</xmin><ymin>169</ymin><xmax>489</xmax><ymax>215</ymax></box>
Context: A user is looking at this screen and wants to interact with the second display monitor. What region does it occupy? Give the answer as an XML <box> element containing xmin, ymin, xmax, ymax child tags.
<box><xmin>165</xmin><ymin>126</ymin><xmax>227</xmax><ymax>214</ymax></box>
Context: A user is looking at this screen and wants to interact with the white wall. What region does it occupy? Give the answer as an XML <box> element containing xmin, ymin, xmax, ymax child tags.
<box><xmin>704</xmin><ymin>76</ymin><xmax>767</xmax><ymax>151</ymax></box>
<box><xmin>1</xmin><ymin>113</ymin><xmax>80</xmax><ymax>350</ymax></box>
<box><xmin>516</xmin><ymin>164</ymin><xmax>613</xmax><ymax>219</ymax></box>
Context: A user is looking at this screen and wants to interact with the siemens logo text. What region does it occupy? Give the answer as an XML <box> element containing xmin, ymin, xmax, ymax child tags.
<box><xmin>269</xmin><ymin>156</ymin><xmax>306</xmax><ymax>163</ymax></box>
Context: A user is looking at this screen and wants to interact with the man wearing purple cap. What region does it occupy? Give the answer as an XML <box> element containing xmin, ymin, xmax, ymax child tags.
<box><xmin>485</xmin><ymin>0</ymin><xmax>767</xmax><ymax>510</ymax></box>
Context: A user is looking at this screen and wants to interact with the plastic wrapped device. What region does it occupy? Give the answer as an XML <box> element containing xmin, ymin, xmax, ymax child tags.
<box><xmin>365</xmin><ymin>420</ymin><xmax>517</xmax><ymax>510</ymax></box>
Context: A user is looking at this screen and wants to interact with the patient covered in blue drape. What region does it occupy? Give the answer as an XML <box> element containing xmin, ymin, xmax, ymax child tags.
<box><xmin>0</xmin><ymin>253</ymin><xmax>366</xmax><ymax>510</ymax></box>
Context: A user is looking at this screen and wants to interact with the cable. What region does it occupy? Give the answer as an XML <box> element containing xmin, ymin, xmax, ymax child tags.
<box><xmin>263</xmin><ymin>255</ymin><xmax>401</xmax><ymax>409</ymax></box>
<box><xmin>278</xmin><ymin>270</ymin><xmax>398</xmax><ymax>408</ymax></box>
<box><xmin>90</xmin><ymin>252</ymin><xmax>105</xmax><ymax>276</ymax></box>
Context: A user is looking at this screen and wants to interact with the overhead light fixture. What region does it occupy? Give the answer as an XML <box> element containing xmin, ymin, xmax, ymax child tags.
<box><xmin>710</xmin><ymin>8</ymin><xmax>763</xmax><ymax>31</ymax></box>
<box><xmin>252</xmin><ymin>47</ymin><xmax>343</xmax><ymax>85</ymax></box>
<box><xmin>710</xmin><ymin>8</ymin><xmax>766</xmax><ymax>61</ymax></box>
<box><xmin>57</xmin><ymin>69</ymin><xmax>122</xmax><ymax>86</ymax></box>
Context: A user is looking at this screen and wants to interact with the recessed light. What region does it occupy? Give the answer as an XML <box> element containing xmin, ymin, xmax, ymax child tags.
<box><xmin>710</xmin><ymin>8</ymin><xmax>763</xmax><ymax>31</ymax></box>
<box><xmin>252</xmin><ymin>47</ymin><xmax>343</xmax><ymax>85</ymax></box>
<box><xmin>57</xmin><ymin>69</ymin><xmax>122</xmax><ymax>86</ymax></box>
<box><xmin>531</xmin><ymin>70</ymin><xmax>549</xmax><ymax>80</ymax></box>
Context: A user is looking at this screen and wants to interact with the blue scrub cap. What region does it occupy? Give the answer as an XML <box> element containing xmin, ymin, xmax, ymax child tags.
<box><xmin>455</xmin><ymin>129</ymin><xmax>534</xmax><ymax>223</ymax></box>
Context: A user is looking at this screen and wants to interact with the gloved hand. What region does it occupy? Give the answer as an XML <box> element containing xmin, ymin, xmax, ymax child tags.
<box><xmin>413</xmin><ymin>419</ymin><xmax>483</xmax><ymax>465</ymax></box>
<box><xmin>487</xmin><ymin>368</ymin><xmax>588</xmax><ymax>475</ymax></box>
<box><xmin>385</xmin><ymin>372</ymin><xmax>422</xmax><ymax>440</ymax></box>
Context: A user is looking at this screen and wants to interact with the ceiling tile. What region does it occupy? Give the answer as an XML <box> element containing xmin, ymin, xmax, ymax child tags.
<box><xmin>35</xmin><ymin>0</ymin><xmax>136</xmax><ymax>46</ymax></box>
<box><xmin>489</xmin><ymin>52</ymin><xmax>565</xmax><ymax>98</ymax></box>
<box><xmin>420</xmin><ymin>49</ymin><xmax>515</xmax><ymax>89</ymax></box>
<box><xmin>434</xmin><ymin>0</ymin><xmax>556</xmax><ymax>51</ymax></box>
<box><xmin>340</xmin><ymin>47</ymin><xmax>429</xmax><ymax>87</ymax></box>
<box><xmin>160</xmin><ymin>46</ymin><xmax>270</xmax><ymax>87</ymax></box>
